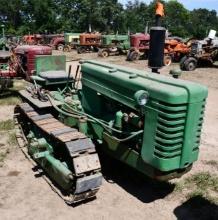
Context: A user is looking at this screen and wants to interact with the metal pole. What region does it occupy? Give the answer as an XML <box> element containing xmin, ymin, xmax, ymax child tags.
<box><xmin>2</xmin><ymin>25</ymin><xmax>5</xmax><ymax>38</ymax></box>
<box><xmin>145</xmin><ymin>21</ymin><xmax>149</xmax><ymax>34</ymax></box>
<box><xmin>1</xmin><ymin>24</ymin><xmax>5</xmax><ymax>51</ymax></box>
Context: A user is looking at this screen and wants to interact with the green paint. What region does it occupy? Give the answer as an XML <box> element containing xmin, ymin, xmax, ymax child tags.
<box><xmin>77</xmin><ymin>61</ymin><xmax>207</xmax><ymax>176</ymax></box>
<box><xmin>35</xmin><ymin>55</ymin><xmax>66</xmax><ymax>74</ymax></box>
<box><xmin>101</xmin><ymin>34</ymin><xmax>130</xmax><ymax>50</ymax></box>
<box><xmin>41</xmin><ymin>59</ymin><xmax>207</xmax><ymax>180</ymax></box>
<box><xmin>27</xmin><ymin>134</ymin><xmax>73</xmax><ymax>190</ymax></box>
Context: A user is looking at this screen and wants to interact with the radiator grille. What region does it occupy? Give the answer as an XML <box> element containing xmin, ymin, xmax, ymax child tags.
<box><xmin>152</xmin><ymin>101</ymin><xmax>187</xmax><ymax>159</ymax></box>
<box><xmin>193</xmin><ymin>101</ymin><xmax>206</xmax><ymax>152</ymax></box>
<box><xmin>151</xmin><ymin>100</ymin><xmax>206</xmax><ymax>159</ymax></box>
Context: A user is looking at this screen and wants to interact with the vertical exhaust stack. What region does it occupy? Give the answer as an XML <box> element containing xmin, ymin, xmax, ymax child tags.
<box><xmin>148</xmin><ymin>1</ymin><xmax>166</xmax><ymax>73</ymax></box>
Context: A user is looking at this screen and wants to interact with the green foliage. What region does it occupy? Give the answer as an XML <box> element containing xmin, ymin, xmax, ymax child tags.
<box><xmin>0</xmin><ymin>0</ymin><xmax>217</xmax><ymax>38</ymax></box>
<box><xmin>164</xmin><ymin>0</ymin><xmax>190</xmax><ymax>37</ymax></box>
<box><xmin>188</xmin><ymin>9</ymin><xmax>218</xmax><ymax>38</ymax></box>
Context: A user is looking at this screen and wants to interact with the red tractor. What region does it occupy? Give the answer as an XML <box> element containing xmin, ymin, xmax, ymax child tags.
<box><xmin>0</xmin><ymin>51</ymin><xmax>16</xmax><ymax>90</ymax></box>
<box><xmin>49</xmin><ymin>36</ymin><xmax>65</xmax><ymax>51</ymax></box>
<box><xmin>127</xmin><ymin>33</ymin><xmax>150</xmax><ymax>61</ymax></box>
<box><xmin>14</xmin><ymin>45</ymin><xmax>52</xmax><ymax>80</ymax></box>
<box><xmin>0</xmin><ymin>45</ymin><xmax>70</xmax><ymax>93</ymax></box>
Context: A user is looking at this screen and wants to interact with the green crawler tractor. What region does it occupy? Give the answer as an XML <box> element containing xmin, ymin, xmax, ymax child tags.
<box><xmin>15</xmin><ymin>57</ymin><xmax>208</xmax><ymax>204</ymax></box>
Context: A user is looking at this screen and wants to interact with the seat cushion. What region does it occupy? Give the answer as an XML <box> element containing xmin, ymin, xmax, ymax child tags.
<box><xmin>39</xmin><ymin>70</ymin><xmax>73</xmax><ymax>81</ymax></box>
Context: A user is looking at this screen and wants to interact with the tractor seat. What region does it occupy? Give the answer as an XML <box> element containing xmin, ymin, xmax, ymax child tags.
<box><xmin>39</xmin><ymin>70</ymin><xmax>73</xmax><ymax>82</ymax></box>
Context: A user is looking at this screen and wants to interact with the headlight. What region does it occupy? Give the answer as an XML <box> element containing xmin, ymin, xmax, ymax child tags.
<box><xmin>134</xmin><ymin>90</ymin><xmax>149</xmax><ymax>106</ymax></box>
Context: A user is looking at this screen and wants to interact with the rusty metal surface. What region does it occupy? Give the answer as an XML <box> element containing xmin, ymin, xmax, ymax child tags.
<box><xmin>19</xmin><ymin>90</ymin><xmax>62</xmax><ymax>109</ymax></box>
<box><xmin>57</xmin><ymin>132</ymin><xmax>86</xmax><ymax>142</ymax></box>
<box><xmin>73</xmin><ymin>154</ymin><xmax>101</xmax><ymax>175</ymax></box>
<box><xmin>80</xmin><ymin>33</ymin><xmax>101</xmax><ymax>46</ymax></box>
<box><xmin>35</xmin><ymin>55</ymin><xmax>66</xmax><ymax>74</ymax></box>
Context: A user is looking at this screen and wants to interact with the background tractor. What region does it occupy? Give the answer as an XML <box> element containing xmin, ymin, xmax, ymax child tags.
<box><xmin>22</xmin><ymin>34</ymin><xmax>43</xmax><ymax>45</ymax></box>
<box><xmin>77</xmin><ymin>33</ymin><xmax>101</xmax><ymax>54</ymax></box>
<box><xmin>180</xmin><ymin>30</ymin><xmax>218</xmax><ymax>71</ymax></box>
<box><xmin>49</xmin><ymin>36</ymin><xmax>65</xmax><ymax>51</ymax></box>
<box><xmin>164</xmin><ymin>38</ymin><xmax>192</xmax><ymax>65</ymax></box>
<box><xmin>14</xmin><ymin>45</ymin><xmax>52</xmax><ymax>80</ymax></box>
<box><xmin>98</xmin><ymin>34</ymin><xmax>130</xmax><ymax>57</ymax></box>
<box><xmin>126</xmin><ymin>33</ymin><xmax>150</xmax><ymax>61</ymax></box>
<box><xmin>63</xmin><ymin>33</ymin><xmax>81</xmax><ymax>52</ymax></box>
<box><xmin>0</xmin><ymin>51</ymin><xmax>16</xmax><ymax>91</ymax></box>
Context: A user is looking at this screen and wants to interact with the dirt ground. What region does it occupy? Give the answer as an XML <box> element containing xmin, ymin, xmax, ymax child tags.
<box><xmin>0</xmin><ymin>50</ymin><xmax>217</xmax><ymax>220</ymax></box>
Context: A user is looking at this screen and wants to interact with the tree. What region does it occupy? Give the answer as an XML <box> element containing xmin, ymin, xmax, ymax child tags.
<box><xmin>188</xmin><ymin>9</ymin><xmax>218</xmax><ymax>38</ymax></box>
<box><xmin>0</xmin><ymin>0</ymin><xmax>23</xmax><ymax>34</ymax></box>
<box><xmin>23</xmin><ymin>0</ymin><xmax>57</xmax><ymax>33</ymax></box>
<box><xmin>124</xmin><ymin>0</ymin><xmax>150</xmax><ymax>33</ymax></box>
<box><xmin>164</xmin><ymin>0</ymin><xmax>190</xmax><ymax>37</ymax></box>
<box><xmin>0</xmin><ymin>0</ymin><xmax>217</xmax><ymax>38</ymax></box>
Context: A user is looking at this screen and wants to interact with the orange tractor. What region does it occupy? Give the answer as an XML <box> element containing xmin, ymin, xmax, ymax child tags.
<box><xmin>77</xmin><ymin>33</ymin><xmax>101</xmax><ymax>54</ymax></box>
<box><xmin>164</xmin><ymin>38</ymin><xmax>193</xmax><ymax>65</ymax></box>
<box><xmin>22</xmin><ymin>34</ymin><xmax>43</xmax><ymax>45</ymax></box>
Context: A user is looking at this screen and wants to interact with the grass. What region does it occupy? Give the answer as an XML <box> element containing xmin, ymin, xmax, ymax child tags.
<box><xmin>0</xmin><ymin>148</ymin><xmax>10</xmax><ymax>166</ymax></box>
<box><xmin>7</xmin><ymin>132</ymin><xmax>17</xmax><ymax>146</ymax></box>
<box><xmin>175</xmin><ymin>172</ymin><xmax>218</xmax><ymax>204</ymax></box>
<box><xmin>0</xmin><ymin>95</ymin><xmax>21</xmax><ymax>106</ymax></box>
<box><xmin>205</xmin><ymin>160</ymin><xmax>218</xmax><ymax>169</ymax></box>
<box><xmin>0</xmin><ymin>79</ymin><xmax>27</xmax><ymax>106</ymax></box>
<box><xmin>0</xmin><ymin>152</ymin><xmax>7</xmax><ymax>163</ymax></box>
<box><xmin>12</xmin><ymin>80</ymin><xmax>27</xmax><ymax>91</ymax></box>
<box><xmin>0</xmin><ymin>119</ymin><xmax>15</xmax><ymax>131</ymax></box>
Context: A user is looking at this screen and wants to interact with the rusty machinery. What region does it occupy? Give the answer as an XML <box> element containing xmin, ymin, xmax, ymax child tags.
<box><xmin>77</xmin><ymin>33</ymin><xmax>101</xmax><ymax>54</ymax></box>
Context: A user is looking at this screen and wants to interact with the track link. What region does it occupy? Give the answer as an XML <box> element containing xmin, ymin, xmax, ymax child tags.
<box><xmin>14</xmin><ymin>103</ymin><xmax>102</xmax><ymax>204</ymax></box>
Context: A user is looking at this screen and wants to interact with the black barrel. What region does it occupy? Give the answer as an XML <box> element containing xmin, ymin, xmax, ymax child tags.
<box><xmin>148</xmin><ymin>27</ymin><xmax>166</xmax><ymax>69</ymax></box>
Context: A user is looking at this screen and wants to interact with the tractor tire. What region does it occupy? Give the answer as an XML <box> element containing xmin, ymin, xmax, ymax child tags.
<box><xmin>142</xmin><ymin>51</ymin><xmax>149</xmax><ymax>60</ymax></box>
<box><xmin>126</xmin><ymin>50</ymin><xmax>132</xmax><ymax>61</ymax></box>
<box><xmin>164</xmin><ymin>55</ymin><xmax>172</xmax><ymax>66</ymax></box>
<box><xmin>180</xmin><ymin>56</ymin><xmax>188</xmax><ymax>70</ymax></box>
<box><xmin>57</xmin><ymin>44</ymin><xmax>64</xmax><ymax>51</ymax></box>
<box><xmin>180</xmin><ymin>57</ymin><xmax>198</xmax><ymax>71</ymax></box>
<box><xmin>77</xmin><ymin>47</ymin><xmax>86</xmax><ymax>54</ymax></box>
<box><xmin>98</xmin><ymin>49</ymin><xmax>109</xmax><ymax>58</ymax></box>
<box><xmin>63</xmin><ymin>45</ymin><xmax>71</xmax><ymax>52</ymax></box>
<box><xmin>128</xmin><ymin>51</ymin><xmax>139</xmax><ymax>61</ymax></box>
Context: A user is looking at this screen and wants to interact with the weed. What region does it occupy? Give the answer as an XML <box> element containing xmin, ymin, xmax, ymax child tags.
<box><xmin>0</xmin><ymin>149</ymin><xmax>10</xmax><ymax>166</ymax></box>
<box><xmin>7</xmin><ymin>132</ymin><xmax>17</xmax><ymax>146</ymax></box>
<box><xmin>12</xmin><ymin>80</ymin><xmax>27</xmax><ymax>91</ymax></box>
<box><xmin>0</xmin><ymin>152</ymin><xmax>6</xmax><ymax>163</ymax></box>
<box><xmin>0</xmin><ymin>119</ymin><xmax>15</xmax><ymax>131</ymax></box>
<box><xmin>184</xmin><ymin>172</ymin><xmax>218</xmax><ymax>192</ymax></box>
<box><xmin>175</xmin><ymin>172</ymin><xmax>218</xmax><ymax>204</ymax></box>
<box><xmin>0</xmin><ymin>95</ymin><xmax>21</xmax><ymax>105</ymax></box>
<box><xmin>205</xmin><ymin>160</ymin><xmax>218</xmax><ymax>168</ymax></box>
